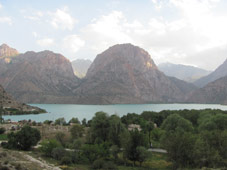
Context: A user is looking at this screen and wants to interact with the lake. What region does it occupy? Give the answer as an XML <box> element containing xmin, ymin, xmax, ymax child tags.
<box><xmin>3</xmin><ymin>103</ymin><xmax>227</xmax><ymax>122</ymax></box>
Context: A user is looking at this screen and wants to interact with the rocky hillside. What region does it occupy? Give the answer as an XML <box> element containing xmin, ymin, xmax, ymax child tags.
<box><xmin>71</xmin><ymin>59</ymin><xmax>92</xmax><ymax>78</ymax></box>
<box><xmin>73</xmin><ymin>44</ymin><xmax>196</xmax><ymax>104</ymax></box>
<box><xmin>0</xmin><ymin>85</ymin><xmax>44</xmax><ymax>115</ymax></box>
<box><xmin>158</xmin><ymin>62</ymin><xmax>210</xmax><ymax>82</ymax></box>
<box><xmin>187</xmin><ymin>76</ymin><xmax>227</xmax><ymax>104</ymax></box>
<box><xmin>0</xmin><ymin>44</ymin><xmax>19</xmax><ymax>58</ymax></box>
<box><xmin>194</xmin><ymin>58</ymin><xmax>227</xmax><ymax>87</ymax></box>
<box><xmin>0</xmin><ymin>47</ymin><xmax>80</xmax><ymax>103</ymax></box>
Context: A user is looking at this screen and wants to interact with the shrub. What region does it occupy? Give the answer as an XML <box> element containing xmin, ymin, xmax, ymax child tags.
<box><xmin>51</xmin><ymin>147</ymin><xmax>66</xmax><ymax>160</ymax></box>
<box><xmin>40</xmin><ymin>139</ymin><xmax>61</xmax><ymax>157</ymax></box>
<box><xmin>5</xmin><ymin>126</ymin><xmax>41</xmax><ymax>150</ymax></box>
<box><xmin>60</xmin><ymin>156</ymin><xmax>72</xmax><ymax>165</ymax></box>
<box><xmin>92</xmin><ymin>159</ymin><xmax>105</xmax><ymax>169</ymax></box>
<box><xmin>0</xmin><ymin>127</ymin><xmax>6</xmax><ymax>134</ymax></box>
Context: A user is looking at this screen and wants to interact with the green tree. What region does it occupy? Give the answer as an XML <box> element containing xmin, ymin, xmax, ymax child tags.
<box><xmin>6</xmin><ymin>126</ymin><xmax>41</xmax><ymax>150</ymax></box>
<box><xmin>55</xmin><ymin>117</ymin><xmax>66</xmax><ymax>125</ymax></box>
<box><xmin>70</xmin><ymin>124</ymin><xmax>84</xmax><ymax>140</ymax></box>
<box><xmin>136</xmin><ymin>146</ymin><xmax>149</xmax><ymax>166</ymax></box>
<box><xmin>161</xmin><ymin>131</ymin><xmax>196</xmax><ymax>168</ymax></box>
<box><xmin>161</xmin><ymin>114</ymin><xmax>194</xmax><ymax>132</ymax></box>
<box><xmin>69</xmin><ymin>117</ymin><xmax>80</xmax><ymax>124</ymax></box>
<box><xmin>90</xmin><ymin>112</ymin><xmax>110</xmax><ymax>143</ymax></box>
<box><xmin>55</xmin><ymin>132</ymin><xmax>67</xmax><ymax>147</ymax></box>
<box><xmin>40</xmin><ymin>139</ymin><xmax>61</xmax><ymax>157</ymax></box>
<box><xmin>108</xmin><ymin>115</ymin><xmax>126</xmax><ymax>146</ymax></box>
<box><xmin>123</xmin><ymin>129</ymin><xmax>148</xmax><ymax>166</ymax></box>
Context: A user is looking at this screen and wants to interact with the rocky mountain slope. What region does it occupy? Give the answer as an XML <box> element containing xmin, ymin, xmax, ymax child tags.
<box><xmin>0</xmin><ymin>46</ymin><xmax>80</xmax><ymax>103</ymax></box>
<box><xmin>0</xmin><ymin>85</ymin><xmax>43</xmax><ymax>115</ymax></box>
<box><xmin>158</xmin><ymin>62</ymin><xmax>210</xmax><ymax>82</ymax></box>
<box><xmin>187</xmin><ymin>75</ymin><xmax>227</xmax><ymax>104</ymax></box>
<box><xmin>194</xmin><ymin>58</ymin><xmax>227</xmax><ymax>87</ymax></box>
<box><xmin>71</xmin><ymin>59</ymin><xmax>92</xmax><ymax>78</ymax></box>
<box><xmin>0</xmin><ymin>44</ymin><xmax>19</xmax><ymax>58</ymax></box>
<box><xmin>73</xmin><ymin>44</ymin><xmax>197</xmax><ymax>104</ymax></box>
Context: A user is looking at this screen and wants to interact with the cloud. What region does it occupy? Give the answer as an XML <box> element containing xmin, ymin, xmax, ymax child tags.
<box><xmin>37</xmin><ymin>38</ymin><xmax>54</xmax><ymax>47</ymax></box>
<box><xmin>32</xmin><ymin>32</ymin><xmax>38</xmax><ymax>38</ymax></box>
<box><xmin>151</xmin><ymin>0</ymin><xmax>163</xmax><ymax>9</ymax></box>
<box><xmin>50</xmin><ymin>7</ymin><xmax>77</xmax><ymax>30</ymax></box>
<box><xmin>0</xmin><ymin>3</ymin><xmax>2</xmax><ymax>9</ymax></box>
<box><xmin>0</xmin><ymin>17</ymin><xmax>12</xmax><ymax>25</ymax></box>
<box><xmin>62</xmin><ymin>35</ymin><xmax>85</xmax><ymax>53</ymax></box>
<box><xmin>81</xmin><ymin>11</ymin><xmax>136</xmax><ymax>54</ymax></box>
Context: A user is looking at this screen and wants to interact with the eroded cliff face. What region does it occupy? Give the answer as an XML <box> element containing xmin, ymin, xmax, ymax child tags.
<box><xmin>0</xmin><ymin>50</ymin><xmax>80</xmax><ymax>103</ymax></box>
<box><xmin>73</xmin><ymin>44</ymin><xmax>195</xmax><ymax>104</ymax></box>
<box><xmin>0</xmin><ymin>44</ymin><xmax>19</xmax><ymax>58</ymax></box>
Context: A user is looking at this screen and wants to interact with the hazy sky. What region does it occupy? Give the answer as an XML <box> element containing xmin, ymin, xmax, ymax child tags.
<box><xmin>0</xmin><ymin>0</ymin><xmax>227</xmax><ymax>70</ymax></box>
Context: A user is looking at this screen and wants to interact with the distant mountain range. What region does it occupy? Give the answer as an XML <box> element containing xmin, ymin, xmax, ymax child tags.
<box><xmin>194</xmin><ymin>59</ymin><xmax>227</xmax><ymax>87</ymax></box>
<box><xmin>158</xmin><ymin>62</ymin><xmax>210</xmax><ymax>83</ymax></box>
<box><xmin>0</xmin><ymin>43</ymin><xmax>227</xmax><ymax>105</ymax></box>
<box><xmin>71</xmin><ymin>59</ymin><xmax>92</xmax><ymax>78</ymax></box>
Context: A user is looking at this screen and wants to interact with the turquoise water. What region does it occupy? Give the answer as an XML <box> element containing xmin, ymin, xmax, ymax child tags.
<box><xmin>3</xmin><ymin>103</ymin><xmax>227</xmax><ymax>122</ymax></box>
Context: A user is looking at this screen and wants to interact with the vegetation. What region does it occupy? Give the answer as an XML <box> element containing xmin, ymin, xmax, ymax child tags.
<box><xmin>1</xmin><ymin>109</ymin><xmax>227</xmax><ymax>169</ymax></box>
<box><xmin>3</xmin><ymin>126</ymin><xmax>41</xmax><ymax>150</ymax></box>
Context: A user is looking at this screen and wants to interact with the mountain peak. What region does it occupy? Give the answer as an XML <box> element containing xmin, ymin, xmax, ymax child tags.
<box><xmin>87</xmin><ymin>43</ymin><xmax>157</xmax><ymax>78</ymax></box>
<box><xmin>0</xmin><ymin>43</ymin><xmax>19</xmax><ymax>58</ymax></box>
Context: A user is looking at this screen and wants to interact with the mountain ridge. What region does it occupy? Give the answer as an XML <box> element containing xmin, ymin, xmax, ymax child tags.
<box><xmin>158</xmin><ymin>62</ymin><xmax>210</xmax><ymax>82</ymax></box>
<box><xmin>194</xmin><ymin>58</ymin><xmax>227</xmax><ymax>87</ymax></box>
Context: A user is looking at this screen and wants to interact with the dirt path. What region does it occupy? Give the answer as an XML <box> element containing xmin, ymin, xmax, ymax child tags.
<box><xmin>23</xmin><ymin>153</ymin><xmax>61</xmax><ymax>170</ymax></box>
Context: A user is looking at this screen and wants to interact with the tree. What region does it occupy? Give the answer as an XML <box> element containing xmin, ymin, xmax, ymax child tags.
<box><xmin>52</xmin><ymin>147</ymin><xmax>66</xmax><ymax>160</ymax></box>
<box><xmin>89</xmin><ymin>112</ymin><xmax>110</xmax><ymax>143</ymax></box>
<box><xmin>55</xmin><ymin>117</ymin><xmax>66</xmax><ymax>125</ymax></box>
<box><xmin>136</xmin><ymin>146</ymin><xmax>149</xmax><ymax>166</ymax></box>
<box><xmin>161</xmin><ymin>131</ymin><xmax>196</xmax><ymax>168</ymax></box>
<box><xmin>123</xmin><ymin>129</ymin><xmax>148</xmax><ymax>166</ymax></box>
<box><xmin>69</xmin><ymin>117</ymin><xmax>80</xmax><ymax>124</ymax></box>
<box><xmin>70</xmin><ymin>124</ymin><xmax>84</xmax><ymax>140</ymax></box>
<box><xmin>40</xmin><ymin>139</ymin><xmax>61</xmax><ymax>157</ymax></box>
<box><xmin>55</xmin><ymin>132</ymin><xmax>67</xmax><ymax>147</ymax></box>
<box><xmin>161</xmin><ymin>114</ymin><xmax>194</xmax><ymax>132</ymax></box>
<box><xmin>6</xmin><ymin>126</ymin><xmax>41</xmax><ymax>150</ymax></box>
<box><xmin>110</xmin><ymin>145</ymin><xmax>120</xmax><ymax>163</ymax></box>
<box><xmin>108</xmin><ymin>115</ymin><xmax>126</xmax><ymax>146</ymax></box>
<box><xmin>82</xmin><ymin>118</ymin><xmax>87</xmax><ymax>126</ymax></box>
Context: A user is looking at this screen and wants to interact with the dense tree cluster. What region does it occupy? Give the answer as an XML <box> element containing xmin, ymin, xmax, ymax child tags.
<box><xmin>2</xmin><ymin>109</ymin><xmax>227</xmax><ymax>169</ymax></box>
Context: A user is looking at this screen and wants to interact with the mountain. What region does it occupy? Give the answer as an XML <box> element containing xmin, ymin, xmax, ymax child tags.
<box><xmin>0</xmin><ymin>43</ymin><xmax>19</xmax><ymax>58</ymax></box>
<box><xmin>71</xmin><ymin>59</ymin><xmax>92</xmax><ymax>78</ymax></box>
<box><xmin>0</xmin><ymin>46</ymin><xmax>80</xmax><ymax>103</ymax></box>
<box><xmin>73</xmin><ymin>44</ymin><xmax>196</xmax><ymax>104</ymax></box>
<box><xmin>187</xmin><ymin>75</ymin><xmax>227</xmax><ymax>104</ymax></box>
<box><xmin>194</xmin><ymin>58</ymin><xmax>227</xmax><ymax>87</ymax></box>
<box><xmin>0</xmin><ymin>85</ymin><xmax>44</xmax><ymax>115</ymax></box>
<box><xmin>158</xmin><ymin>62</ymin><xmax>210</xmax><ymax>82</ymax></box>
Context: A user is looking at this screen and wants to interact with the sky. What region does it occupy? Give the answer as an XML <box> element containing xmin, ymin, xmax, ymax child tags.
<box><xmin>0</xmin><ymin>0</ymin><xmax>227</xmax><ymax>70</ymax></box>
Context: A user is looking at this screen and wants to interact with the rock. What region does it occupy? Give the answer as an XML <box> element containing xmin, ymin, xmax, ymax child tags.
<box><xmin>194</xmin><ymin>58</ymin><xmax>227</xmax><ymax>87</ymax></box>
<box><xmin>158</xmin><ymin>62</ymin><xmax>210</xmax><ymax>83</ymax></box>
<box><xmin>73</xmin><ymin>44</ymin><xmax>196</xmax><ymax>104</ymax></box>
<box><xmin>71</xmin><ymin>59</ymin><xmax>92</xmax><ymax>78</ymax></box>
<box><xmin>0</xmin><ymin>48</ymin><xmax>80</xmax><ymax>103</ymax></box>
<box><xmin>0</xmin><ymin>43</ymin><xmax>19</xmax><ymax>58</ymax></box>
